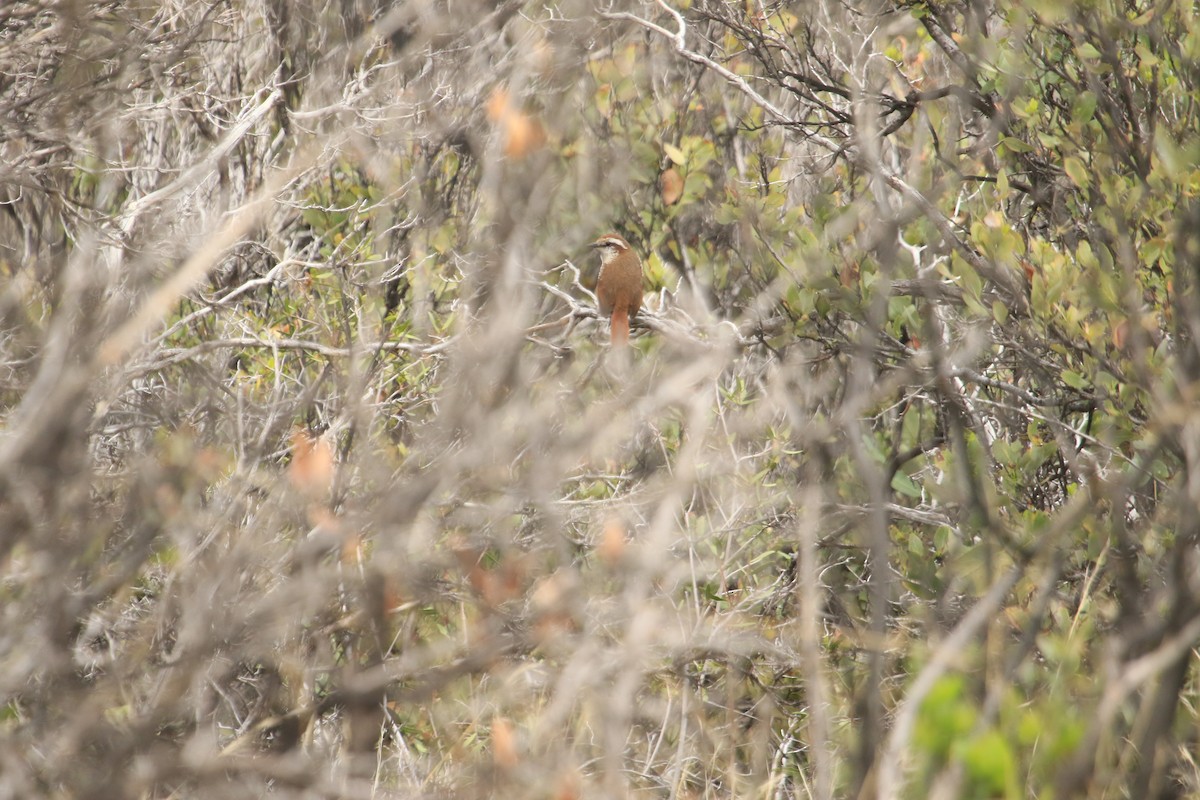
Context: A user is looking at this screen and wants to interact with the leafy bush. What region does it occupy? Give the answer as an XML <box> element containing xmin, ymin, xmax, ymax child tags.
<box><xmin>0</xmin><ymin>0</ymin><xmax>1198</xmax><ymax>798</ymax></box>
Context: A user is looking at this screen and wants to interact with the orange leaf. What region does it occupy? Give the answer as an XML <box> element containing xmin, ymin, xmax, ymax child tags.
<box><xmin>598</xmin><ymin>517</ymin><xmax>627</xmax><ymax>566</ymax></box>
<box><xmin>289</xmin><ymin>429</ymin><xmax>334</xmax><ymax>496</ymax></box>
<box><xmin>487</xmin><ymin>87</ymin><xmax>511</xmax><ymax>121</ymax></box>
<box><xmin>491</xmin><ymin>717</ymin><xmax>519</xmax><ymax>769</ymax></box>
<box><xmin>503</xmin><ymin>112</ymin><xmax>545</xmax><ymax>158</ymax></box>
<box><xmin>1112</xmin><ymin>318</ymin><xmax>1129</xmax><ymax>350</ymax></box>
<box><xmin>486</xmin><ymin>86</ymin><xmax>545</xmax><ymax>158</ymax></box>
<box><xmin>530</xmin><ymin>573</ymin><xmax>565</xmax><ymax>610</ymax></box>
<box><xmin>553</xmin><ymin>770</ymin><xmax>581</xmax><ymax>800</ymax></box>
<box><xmin>659</xmin><ymin>167</ymin><xmax>683</xmax><ymax>205</ymax></box>
<box><xmin>839</xmin><ymin>259</ymin><xmax>859</xmax><ymax>289</ymax></box>
<box><xmin>339</xmin><ymin>532</ymin><xmax>363</xmax><ymax>565</ymax></box>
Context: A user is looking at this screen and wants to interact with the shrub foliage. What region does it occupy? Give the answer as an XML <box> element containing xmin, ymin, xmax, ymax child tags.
<box><xmin>1</xmin><ymin>0</ymin><xmax>1199</xmax><ymax>798</ymax></box>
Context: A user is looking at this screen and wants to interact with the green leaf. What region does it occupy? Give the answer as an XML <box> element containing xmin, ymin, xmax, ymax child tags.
<box><xmin>934</xmin><ymin>526</ymin><xmax>952</xmax><ymax>552</ymax></box>
<box><xmin>860</xmin><ymin>433</ymin><xmax>887</xmax><ymax>464</ymax></box>
<box><xmin>961</xmin><ymin>731</ymin><xmax>1016</xmax><ymax>796</ymax></box>
<box><xmin>714</xmin><ymin>203</ymin><xmax>739</xmax><ymax>225</ymax></box>
<box><xmin>999</xmin><ymin>136</ymin><xmax>1032</xmax><ymax>153</ymax></box>
<box><xmin>1064</xmin><ymin>157</ymin><xmax>1088</xmax><ymax>188</ymax></box>
<box><xmin>1077</xmin><ymin>240</ymin><xmax>1097</xmax><ymax>269</ymax></box>
<box><xmin>958</xmin><ymin>260</ymin><xmax>983</xmax><ymax>302</ymax></box>
<box><xmin>1037</xmin><ymin>131</ymin><xmax>1061</xmax><ymax>149</ymax></box>
<box><xmin>1072</xmin><ymin>91</ymin><xmax>1098</xmax><ymax>124</ymax></box>
<box><xmin>663</xmin><ymin>142</ymin><xmax>686</xmax><ymax>166</ymax></box>
<box><xmin>1062</xmin><ymin>370</ymin><xmax>1088</xmax><ymax>390</ymax></box>
<box><xmin>893</xmin><ymin>470</ymin><xmax>923</xmax><ymax>499</ymax></box>
<box><xmin>915</xmin><ymin>675</ymin><xmax>976</xmax><ymax>760</ymax></box>
<box><xmin>993</xmin><ymin>300</ymin><xmax>1008</xmax><ymax>324</ymax></box>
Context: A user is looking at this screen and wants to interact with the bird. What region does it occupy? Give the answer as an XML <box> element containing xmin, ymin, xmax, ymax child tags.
<box><xmin>589</xmin><ymin>233</ymin><xmax>643</xmax><ymax>347</ymax></box>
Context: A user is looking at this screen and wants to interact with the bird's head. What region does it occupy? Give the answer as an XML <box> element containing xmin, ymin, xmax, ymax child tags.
<box><xmin>589</xmin><ymin>233</ymin><xmax>631</xmax><ymax>265</ymax></box>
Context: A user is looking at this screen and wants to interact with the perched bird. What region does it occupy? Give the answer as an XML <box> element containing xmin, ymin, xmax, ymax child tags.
<box><xmin>589</xmin><ymin>233</ymin><xmax>644</xmax><ymax>347</ymax></box>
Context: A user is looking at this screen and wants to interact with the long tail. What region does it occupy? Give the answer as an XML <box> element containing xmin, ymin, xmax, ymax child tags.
<box><xmin>610</xmin><ymin>306</ymin><xmax>630</xmax><ymax>347</ymax></box>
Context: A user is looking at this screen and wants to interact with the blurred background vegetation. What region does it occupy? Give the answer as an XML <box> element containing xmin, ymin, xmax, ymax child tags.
<box><xmin>1</xmin><ymin>0</ymin><xmax>1199</xmax><ymax>797</ymax></box>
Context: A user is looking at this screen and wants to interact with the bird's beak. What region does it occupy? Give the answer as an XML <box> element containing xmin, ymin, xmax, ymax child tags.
<box><xmin>587</xmin><ymin>241</ymin><xmax>603</xmax><ymax>249</ymax></box>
